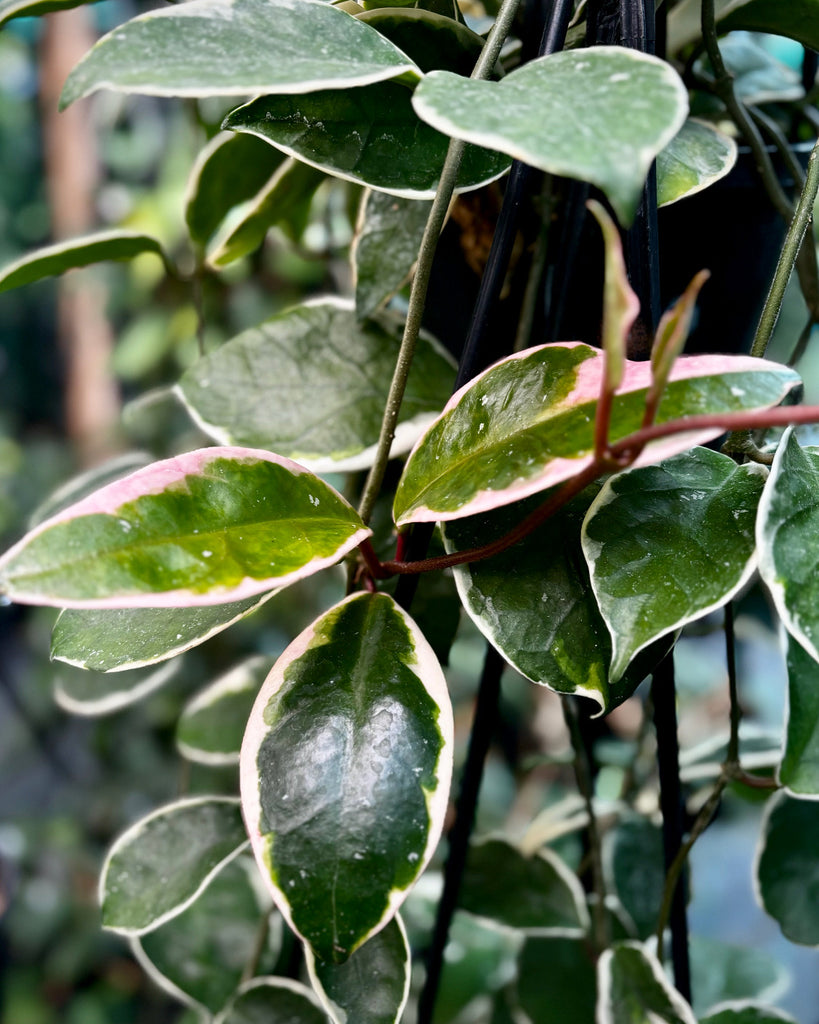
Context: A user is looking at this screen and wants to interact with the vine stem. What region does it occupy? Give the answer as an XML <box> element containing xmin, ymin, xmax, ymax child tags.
<box><xmin>356</xmin><ymin>0</ymin><xmax>524</xmax><ymax>526</ymax></box>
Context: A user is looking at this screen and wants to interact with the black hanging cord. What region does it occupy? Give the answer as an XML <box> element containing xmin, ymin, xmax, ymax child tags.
<box><xmin>652</xmin><ymin>654</ymin><xmax>692</xmax><ymax>1001</ymax></box>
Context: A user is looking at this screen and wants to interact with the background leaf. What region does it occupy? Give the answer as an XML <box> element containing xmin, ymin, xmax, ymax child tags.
<box><xmin>597</xmin><ymin>942</ymin><xmax>697</xmax><ymax>1024</ymax></box>
<box><xmin>699</xmin><ymin>1003</ymin><xmax>797</xmax><ymax>1024</ymax></box>
<box><xmin>100</xmin><ymin>797</ymin><xmax>248</xmax><ymax>935</ymax></box>
<box><xmin>0</xmin><ymin>448</ymin><xmax>369</xmax><ymax>608</ymax></box>
<box><xmin>516</xmin><ymin>937</ymin><xmax>597</xmax><ymax>1024</ymax></box>
<box><xmin>688</xmin><ymin>938</ymin><xmax>788</xmax><ymax>1018</ymax></box>
<box><xmin>215</xmin><ymin>978</ymin><xmax>329</xmax><ymax>1024</ymax></box>
<box><xmin>177</xmin><ymin>655</ymin><xmax>276</xmax><ymax>765</ymax></box>
<box><xmin>0</xmin><ymin>230</ymin><xmax>165</xmax><ymax>294</ymax></box>
<box><xmin>60</xmin><ymin>0</ymin><xmax>419</xmax><ymax>107</ymax></box>
<box><xmin>51</xmin><ymin>590</ymin><xmax>277</xmax><ymax>672</ymax></box>
<box><xmin>604</xmin><ymin>815</ymin><xmax>666</xmax><ymax>940</ymax></box>
<box><xmin>582</xmin><ymin>448</ymin><xmax>766</xmax><ymax>681</ymax></box>
<box><xmin>54</xmin><ymin>658</ymin><xmax>181</xmax><ymax>716</ymax></box>
<box><xmin>306</xmin><ymin>914</ymin><xmax>410</xmax><ymax>1024</ymax></box>
<box><xmin>656</xmin><ymin>119</ymin><xmax>737</xmax><ymax>207</ymax></box>
<box><xmin>224</xmin><ymin>82</ymin><xmax>511</xmax><ymax>199</ymax></box>
<box><xmin>411</xmin><ymin>47</ymin><xmax>688</xmax><ymax>224</ymax></box>
<box><xmin>240</xmin><ymin>592</ymin><xmax>453</xmax><ymax>962</ymax></box>
<box><xmin>668</xmin><ymin>0</ymin><xmax>819</xmax><ymax>57</ymax></box>
<box><xmin>779</xmin><ymin>633</ymin><xmax>819</xmax><ymax>794</ymax></box>
<box><xmin>176</xmin><ymin>299</ymin><xmax>454</xmax><ymax>471</ymax></box>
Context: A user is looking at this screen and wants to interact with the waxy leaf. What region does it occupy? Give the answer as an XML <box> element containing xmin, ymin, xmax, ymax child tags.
<box><xmin>696</xmin><ymin>35</ymin><xmax>803</xmax><ymax>106</ymax></box>
<box><xmin>177</xmin><ymin>655</ymin><xmax>276</xmax><ymax>765</ymax></box>
<box><xmin>780</xmin><ymin>633</ymin><xmax>819</xmax><ymax>795</ymax></box>
<box><xmin>393</xmin><ymin>343</ymin><xmax>799</xmax><ymax>526</ymax></box>
<box><xmin>669</xmin><ymin>0</ymin><xmax>819</xmax><ymax>62</ymax></box>
<box><xmin>597</xmin><ymin>942</ymin><xmax>697</xmax><ymax>1024</ymax></box>
<box><xmin>755</xmin><ymin>791</ymin><xmax>819</xmax><ymax>945</ymax></box>
<box><xmin>354</xmin><ymin>190</ymin><xmax>431</xmax><ymax>319</ymax></box>
<box><xmin>517</xmin><ymin>937</ymin><xmax>597</xmax><ymax>1024</ymax></box>
<box><xmin>54</xmin><ymin>658</ymin><xmax>181</xmax><ymax>716</ymax></box>
<box><xmin>240</xmin><ymin>592</ymin><xmax>453</xmax><ymax>963</ymax></box>
<box><xmin>443</xmin><ymin>488</ymin><xmax>660</xmax><ymax>712</ymax></box>
<box><xmin>306</xmin><ymin>914</ymin><xmax>411</xmax><ymax>1024</ymax></box>
<box><xmin>0</xmin><ymin>231</ymin><xmax>165</xmax><ymax>295</ymax></box>
<box><xmin>700</xmin><ymin>1004</ymin><xmax>797</xmax><ymax>1024</ymax></box>
<box><xmin>656</xmin><ymin>119</ymin><xmax>737</xmax><ymax>208</ymax></box>
<box><xmin>100</xmin><ymin>797</ymin><xmax>248</xmax><ymax>935</ymax></box>
<box><xmin>133</xmin><ymin>858</ymin><xmax>279</xmax><ymax>1016</ymax></box>
<box><xmin>356</xmin><ymin>8</ymin><xmax>483</xmax><ymax>75</ymax></box>
<box><xmin>176</xmin><ymin>299</ymin><xmax>454</xmax><ymax>472</ymax></box>
<box><xmin>758</xmin><ymin>430</ymin><xmax>819</xmax><ymax>663</ymax></box>
<box><xmin>604</xmin><ymin>816</ymin><xmax>665</xmax><ymax>940</ymax></box>
<box><xmin>412</xmin><ymin>47</ymin><xmax>688</xmax><ymax>224</ymax></box>
<box><xmin>582</xmin><ymin>448</ymin><xmax>766</xmax><ymax>682</ymax></box>
<box><xmin>0</xmin><ymin>447</ymin><xmax>370</xmax><ymax>608</ymax></box>
<box><xmin>224</xmin><ymin>82</ymin><xmax>511</xmax><ymax>199</ymax></box>
<box><xmin>51</xmin><ymin>590</ymin><xmax>277</xmax><ymax>672</ymax></box>
<box><xmin>206</xmin><ymin>159</ymin><xmax>325</xmax><ymax>267</ymax></box>
<box><xmin>60</xmin><ymin>0</ymin><xmax>420</xmax><ymax>108</ymax></box>
<box><xmin>184</xmin><ymin>132</ymin><xmax>287</xmax><ymax>249</ymax></box>
<box><xmin>215</xmin><ymin>978</ymin><xmax>329</xmax><ymax>1024</ymax></box>
<box><xmin>459</xmin><ymin>838</ymin><xmax>588</xmax><ymax>935</ymax></box>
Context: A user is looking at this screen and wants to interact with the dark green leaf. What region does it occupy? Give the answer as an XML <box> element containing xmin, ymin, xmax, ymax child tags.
<box><xmin>51</xmin><ymin>591</ymin><xmax>277</xmax><ymax>672</ymax></box>
<box><xmin>60</xmin><ymin>0</ymin><xmax>419</xmax><ymax>108</ymax></box>
<box><xmin>356</xmin><ymin>8</ymin><xmax>483</xmax><ymax>75</ymax></box>
<box><xmin>412</xmin><ymin>47</ymin><xmax>688</xmax><ymax>224</ymax></box>
<box><xmin>517</xmin><ymin>937</ymin><xmax>597</xmax><ymax>1024</ymax></box>
<box><xmin>306</xmin><ymin>914</ymin><xmax>410</xmax><ymax>1024</ymax></box>
<box><xmin>100</xmin><ymin>797</ymin><xmax>248</xmax><ymax>935</ymax></box>
<box><xmin>583</xmin><ymin>448</ymin><xmax>766</xmax><ymax>681</ymax></box>
<box><xmin>699</xmin><ymin>1003</ymin><xmax>797</xmax><ymax>1024</ymax></box>
<box><xmin>185</xmin><ymin>132</ymin><xmax>287</xmax><ymax>248</ymax></box>
<box><xmin>604</xmin><ymin>815</ymin><xmax>666</xmax><ymax>940</ymax></box>
<box><xmin>756</xmin><ymin>791</ymin><xmax>819</xmax><ymax>945</ymax></box>
<box><xmin>224</xmin><ymin>82</ymin><xmax>511</xmax><ymax>199</ymax></box>
<box><xmin>354</xmin><ymin>190</ymin><xmax>431</xmax><ymax>319</ymax></box>
<box><xmin>215</xmin><ymin>978</ymin><xmax>330</xmax><ymax>1024</ymax></box>
<box><xmin>780</xmin><ymin>633</ymin><xmax>819</xmax><ymax>794</ymax></box>
<box><xmin>598</xmin><ymin>941</ymin><xmax>697</xmax><ymax>1024</ymax></box>
<box><xmin>176</xmin><ymin>300</ymin><xmax>454</xmax><ymax>471</ymax></box>
<box><xmin>240</xmin><ymin>592</ymin><xmax>453</xmax><ymax>962</ymax></box>
<box><xmin>177</xmin><ymin>655</ymin><xmax>276</xmax><ymax>765</ymax></box>
<box><xmin>459</xmin><ymin>837</ymin><xmax>588</xmax><ymax>934</ymax></box>
<box><xmin>0</xmin><ymin>231</ymin><xmax>165</xmax><ymax>295</ymax></box>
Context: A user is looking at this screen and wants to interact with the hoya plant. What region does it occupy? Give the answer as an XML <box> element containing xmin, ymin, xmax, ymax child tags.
<box><xmin>4</xmin><ymin>0</ymin><xmax>819</xmax><ymax>1021</ymax></box>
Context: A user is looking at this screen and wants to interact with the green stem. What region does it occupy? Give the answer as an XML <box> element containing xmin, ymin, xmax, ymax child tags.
<box><xmin>242</xmin><ymin>913</ymin><xmax>272</xmax><ymax>983</ymax></box>
<box><xmin>356</xmin><ymin>0</ymin><xmax>523</xmax><ymax>526</ymax></box>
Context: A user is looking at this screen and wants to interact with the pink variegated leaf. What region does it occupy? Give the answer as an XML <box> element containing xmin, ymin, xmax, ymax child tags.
<box><xmin>393</xmin><ymin>344</ymin><xmax>800</xmax><ymax>526</ymax></box>
<box><xmin>0</xmin><ymin>447</ymin><xmax>370</xmax><ymax>609</ymax></box>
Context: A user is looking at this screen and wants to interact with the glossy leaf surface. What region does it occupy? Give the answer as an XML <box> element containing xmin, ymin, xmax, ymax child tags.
<box><xmin>60</xmin><ymin>0</ymin><xmax>419</xmax><ymax>107</ymax></box>
<box><xmin>354</xmin><ymin>190</ymin><xmax>431</xmax><ymax>319</ymax></box>
<box><xmin>517</xmin><ymin>937</ymin><xmax>596</xmax><ymax>1024</ymax></box>
<box><xmin>100</xmin><ymin>797</ymin><xmax>248</xmax><ymax>935</ymax></box>
<box><xmin>758</xmin><ymin>430</ymin><xmax>819</xmax><ymax>662</ymax></box>
<box><xmin>184</xmin><ymin>132</ymin><xmax>287</xmax><ymax>248</ymax></box>
<box><xmin>134</xmin><ymin>858</ymin><xmax>279</xmax><ymax>1016</ymax></box>
<box><xmin>356</xmin><ymin>8</ymin><xmax>483</xmax><ymax>74</ymax></box>
<box><xmin>177</xmin><ymin>655</ymin><xmax>275</xmax><ymax>765</ymax></box>
<box><xmin>393</xmin><ymin>343</ymin><xmax>798</xmax><ymax>526</ymax></box>
<box><xmin>224</xmin><ymin>82</ymin><xmax>511</xmax><ymax>199</ymax></box>
<box><xmin>700</xmin><ymin>1004</ymin><xmax>797</xmax><ymax>1024</ymax></box>
<box><xmin>0</xmin><ymin>448</ymin><xmax>369</xmax><ymax>608</ymax></box>
<box><xmin>0</xmin><ymin>230</ymin><xmax>164</xmax><ymax>294</ymax></box>
<box><xmin>412</xmin><ymin>47</ymin><xmax>688</xmax><ymax>224</ymax></box>
<box><xmin>459</xmin><ymin>838</ymin><xmax>588</xmax><ymax>935</ymax></box>
<box><xmin>54</xmin><ymin>658</ymin><xmax>181</xmax><ymax>716</ymax></box>
<box><xmin>240</xmin><ymin>592</ymin><xmax>453</xmax><ymax>962</ymax></box>
<box><xmin>583</xmin><ymin>448</ymin><xmax>766</xmax><ymax>681</ymax></box>
<box><xmin>215</xmin><ymin>978</ymin><xmax>329</xmax><ymax>1024</ymax></box>
<box><xmin>756</xmin><ymin>791</ymin><xmax>819</xmax><ymax>945</ymax></box>
<box><xmin>444</xmin><ymin>488</ymin><xmax>656</xmax><ymax>712</ymax></box>
<box><xmin>656</xmin><ymin>119</ymin><xmax>737</xmax><ymax>207</ymax></box>
<box><xmin>780</xmin><ymin>633</ymin><xmax>819</xmax><ymax>794</ymax></box>
<box><xmin>597</xmin><ymin>942</ymin><xmax>697</xmax><ymax>1024</ymax></box>
<box><xmin>51</xmin><ymin>590</ymin><xmax>277</xmax><ymax>672</ymax></box>
<box><xmin>177</xmin><ymin>300</ymin><xmax>454</xmax><ymax>471</ymax></box>
<box><xmin>206</xmin><ymin>159</ymin><xmax>325</xmax><ymax>267</ymax></box>
<box><xmin>306</xmin><ymin>914</ymin><xmax>410</xmax><ymax>1024</ymax></box>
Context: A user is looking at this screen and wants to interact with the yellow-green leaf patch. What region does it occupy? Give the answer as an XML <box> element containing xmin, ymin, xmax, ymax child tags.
<box><xmin>240</xmin><ymin>592</ymin><xmax>453</xmax><ymax>963</ymax></box>
<box><xmin>0</xmin><ymin>447</ymin><xmax>370</xmax><ymax>609</ymax></box>
<box><xmin>657</xmin><ymin>119</ymin><xmax>737</xmax><ymax>207</ymax></box>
